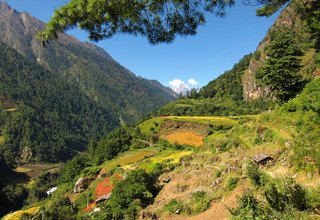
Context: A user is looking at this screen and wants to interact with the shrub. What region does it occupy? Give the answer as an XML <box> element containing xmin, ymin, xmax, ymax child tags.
<box><xmin>229</xmin><ymin>191</ymin><xmax>269</xmax><ymax>219</ymax></box>
<box><xmin>226</xmin><ymin>177</ymin><xmax>239</xmax><ymax>192</ymax></box>
<box><xmin>108</xmin><ymin>169</ymin><xmax>159</xmax><ymax>219</ymax></box>
<box><xmin>190</xmin><ymin>191</ymin><xmax>211</xmax><ymax>214</ymax></box>
<box><xmin>164</xmin><ymin>199</ymin><xmax>185</xmax><ymax>214</ymax></box>
<box><xmin>264</xmin><ymin>178</ymin><xmax>309</xmax><ymax>212</ymax></box>
<box><xmin>247</xmin><ymin>162</ymin><xmax>269</xmax><ymax>187</ymax></box>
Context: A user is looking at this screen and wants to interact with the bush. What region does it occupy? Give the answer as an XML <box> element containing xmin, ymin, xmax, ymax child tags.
<box><xmin>190</xmin><ymin>191</ymin><xmax>211</xmax><ymax>214</ymax></box>
<box><xmin>59</xmin><ymin>153</ymin><xmax>90</xmax><ymax>183</ymax></box>
<box><xmin>108</xmin><ymin>169</ymin><xmax>159</xmax><ymax>219</ymax></box>
<box><xmin>164</xmin><ymin>199</ymin><xmax>185</xmax><ymax>214</ymax></box>
<box><xmin>264</xmin><ymin>178</ymin><xmax>309</xmax><ymax>212</ymax></box>
<box><xmin>230</xmin><ymin>177</ymin><xmax>311</xmax><ymax>220</ymax></box>
<box><xmin>229</xmin><ymin>191</ymin><xmax>269</xmax><ymax>220</ymax></box>
<box><xmin>0</xmin><ymin>184</ymin><xmax>28</xmax><ymax>215</ymax></box>
<box><xmin>225</xmin><ymin>177</ymin><xmax>239</xmax><ymax>192</ymax></box>
<box><xmin>247</xmin><ymin>162</ymin><xmax>269</xmax><ymax>187</ymax></box>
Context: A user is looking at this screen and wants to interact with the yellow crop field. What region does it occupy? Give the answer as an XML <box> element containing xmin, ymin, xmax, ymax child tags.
<box><xmin>164</xmin><ymin>116</ymin><xmax>237</xmax><ymax>125</ymax></box>
<box><xmin>3</xmin><ymin>207</ymin><xmax>39</xmax><ymax>220</ymax></box>
<box><xmin>102</xmin><ymin>150</ymin><xmax>155</xmax><ymax>171</ymax></box>
<box><xmin>135</xmin><ymin>150</ymin><xmax>193</xmax><ymax>172</ymax></box>
<box><xmin>163</xmin><ymin>131</ymin><xmax>204</xmax><ymax>147</ymax></box>
<box><xmin>153</xmin><ymin>150</ymin><xmax>193</xmax><ymax>163</ymax></box>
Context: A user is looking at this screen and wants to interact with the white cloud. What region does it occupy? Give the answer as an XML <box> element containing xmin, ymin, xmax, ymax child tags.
<box><xmin>169</xmin><ymin>79</ymin><xmax>189</xmax><ymax>94</ymax></box>
<box><xmin>188</xmin><ymin>78</ymin><xmax>199</xmax><ymax>86</ymax></box>
<box><xmin>168</xmin><ymin>78</ymin><xmax>199</xmax><ymax>94</ymax></box>
<box><xmin>169</xmin><ymin>79</ymin><xmax>188</xmax><ymax>89</ymax></box>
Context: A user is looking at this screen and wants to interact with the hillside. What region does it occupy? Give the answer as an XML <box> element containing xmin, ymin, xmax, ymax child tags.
<box><xmin>0</xmin><ymin>1</ymin><xmax>176</xmax><ymax>164</ymax></box>
<box><xmin>199</xmin><ymin>54</ymin><xmax>253</xmax><ymax>100</ymax></box>
<box><xmin>0</xmin><ymin>41</ymin><xmax>120</xmax><ymax>164</ymax></box>
<box><xmin>5</xmin><ymin>77</ymin><xmax>320</xmax><ymax>219</ymax></box>
<box><xmin>156</xmin><ymin>0</ymin><xmax>320</xmax><ymax>117</ymax></box>
<box><xmin>1</xmin><ymin>0</ymin><xmax>320</xmax><ymax>219</ymax></box>
<box><xmin>155</xmin><ymin>54</ymin><xmax>274</xmax><ymax>117</ymax></box>
<box><xmin>0</xmin><ymin>1</ymin><xmax>175</xmax><ymax>125</ymax></box>
<box><xmin>243</xmin><ymin>0</ymin><xmax>319</xmax><ymax>101</ymax></box>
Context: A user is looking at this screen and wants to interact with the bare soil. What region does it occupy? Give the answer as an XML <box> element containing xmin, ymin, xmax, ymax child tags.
<box><xmin>165</xmin><ymin>181</ymin><xmax>248</xmax><ymax>220</ymax></box>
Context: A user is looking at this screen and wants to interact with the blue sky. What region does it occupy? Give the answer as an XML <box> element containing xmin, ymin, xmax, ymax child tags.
<box><xmin>6</xmin><ymin>0</ymin><xmax>280</xmax><ymax>90</ymax></box>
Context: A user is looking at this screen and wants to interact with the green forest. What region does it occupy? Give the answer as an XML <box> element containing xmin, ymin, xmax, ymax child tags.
<box><xmin>0</xmin><ymin>41</ymin><xmax>118</xmax><ymax>164</ymax></box>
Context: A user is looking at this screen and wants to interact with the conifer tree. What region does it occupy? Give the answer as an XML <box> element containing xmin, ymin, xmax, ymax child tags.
<box><xmin>37</xmin><ymin>0</ymin><xmax>292</xmax><ymax>45</ymax></box>
<box><xmin>257</xmin><ymin>28</ymin><xmax>306</xmax><ymax>102</ymax></box>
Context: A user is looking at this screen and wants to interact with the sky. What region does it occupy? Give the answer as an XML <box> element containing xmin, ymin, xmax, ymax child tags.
<box><xmin>6</xmin><ymin>0</ymin><xmax>280</xmax><ymax>91</ymax></box>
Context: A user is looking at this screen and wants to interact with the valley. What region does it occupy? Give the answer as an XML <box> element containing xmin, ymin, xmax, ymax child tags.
<box><xmin>5</xmin><ymin>88</ymin><xmax>320</xmax><ymax>219</ymax></box>
<box><xmin>1</xmin><ymin>0</ymin><xmax>320</xmax><ymax>219</ymax></box>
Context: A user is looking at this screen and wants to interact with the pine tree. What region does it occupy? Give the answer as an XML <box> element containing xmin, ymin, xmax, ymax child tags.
<box><xmin>257</xmin><ymin>28</ymin><xmax>306</xmax><ymax>102</ymax></box>
<box><xmin>37</xmin><ymin>0</ymin><xmax>292</xmax><ymax>45</ymax></box>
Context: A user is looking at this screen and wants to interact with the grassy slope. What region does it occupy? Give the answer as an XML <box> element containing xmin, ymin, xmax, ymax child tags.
<box><xmin>8</xmin><ymin>116</ymin><xmax>319</xmax><ymax>219</ymax></box>
<box><xmin>10</xmin><ymin>79</ymin><xmax>320</xmax><ymax>219</ymax></box>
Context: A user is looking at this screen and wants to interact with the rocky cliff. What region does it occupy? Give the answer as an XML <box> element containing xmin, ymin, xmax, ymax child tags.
<box><xmin>242</xmin><ymin>0</ymin><xmax>318</xmax><ymax>100</ymax></box>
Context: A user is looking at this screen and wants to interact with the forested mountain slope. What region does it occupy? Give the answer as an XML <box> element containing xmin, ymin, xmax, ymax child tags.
<box><xmin>0</xmin><ymin>41</ymin><xmax>118</xmax><ymax>164</ymax></box>
<box><xmin>0</xmin><ymin>1</ymin><xmax>175</xmax><ymax>125</ymax></box>
<box><xmin>0</xmin><ymin>1</ymin><xmax>176</xmax><ymax>164</ymax></box>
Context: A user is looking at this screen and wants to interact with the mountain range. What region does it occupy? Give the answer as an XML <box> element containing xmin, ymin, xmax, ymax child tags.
<box><xmin>0</xmin><ymin>1</ymin><xmax>176</xmax><ymax>163</ymax></box>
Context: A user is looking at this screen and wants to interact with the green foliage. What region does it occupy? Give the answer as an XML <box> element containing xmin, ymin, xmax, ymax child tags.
<box><xmin>264</xmin><ymin>178</ymin><xmax>309</xmax><ymax>212</ymax></box>
<box><xmin>38</xmin><ymin>0</ymin><xmax>292</xmax><ymax>44</ymax></box>
<box><xmin>278</xmin><ymin>78</ymin><xmax>320</xmax><ymax>171</ymax></box>
<box><xmin>81</xmin><ymin>166</ymin><xmax>101</xmax><ymax>176</ymax></box>
<box><xmin>307</xmin><ymin>187</ymin><xmax>320</xmax><ymax>209</ymax></box>
<box><xmin>42</xmin><ymin>197</ymin><xmax>76</xmax><ymax>220</ymax></box>
<box><xmin>254</xmin><ymin>126</ymin><xmax>275</xmax><ymax>144</ymax></box>
<box><xmin>157</xmin><ymin>97</ymin><xmax>274</xmax><ymax>117</ymax></box>
<box><xmin>0</xmin><ymin>42</ymin><xmax>118</xmax><ymax>164</ymax></box>
<box><xmin>256</xmin><ymin>28</ymin><xmax>307</xmax><ymax>102</ymax></box>
<box><xmin>225</xmin><ymin>177</ymin><xmax>239</xmax><ymax>192</ymax></box>
<box><xmin>26</xmin><ymin>172</ymin><xmax>60</xmax><ymax>204</ymax></box>
<box><xmin>190</xmin><ymin>191</ymin><xmax>211</xmax><ymax>214</ymax></box>
<box><xmin>164</xmin><ymin>199</ymin><xmax>185</xmax><ymax>214</ymax></box>
<box><xmin>163</xmin><ymin>191</ymin><xmax>210</xmax><ymax>215</ymax></box>
<box><xmin>130</xmin><ymin>139</ymin><xmax>149</xmax><ymax>150</ymax></box>
<box><xmin>37</xmin><ymin>0</ymin><xmax>235</xmax><ymax>45</ymax></box>
<box><xmin>208</xmin><ymin>124</ymin><xmax>233</xmax><ymax>135</ymax></box>
<box><xmin>247</xmin><ymin>162</ymin><xmax>269</xmax><ymax>187</ymax></box>
<box><xmin>0</xmin><ymin>184</ymin><xmax>28</xmax><ymax>217</ymax></box>
<box><xmin>229</xmin><ymin>191</ymin><xmax>269</xmax><ymax>219</ymax></box>
<box><xmin>297</xmin><ymin>0</ymin><xmax>320</xmax><ymax>60</ymax></box>
<box><xmin>91</xmin><ymin>127</ymin><xmax>133</xmax><ymax>165</ymax></box>
<box><xmin>230</xmin><ymin>178</ymin><xmax>311</xmax><ymax>220</ymax></box>
<box><xmin>199</xmin><ymin>54</ymin><xmax>253</xmax><ymax>100</ymax></box>
<box><xmin>107</xmin><ymin>169</ymin><xmax>159</xmax><ymax>219</ymax></box>
<box><xmin>59</xmin><ymin>154</ymin><xmax>90</xmax><ymax>183</ymax></box>
<box><xmin>256</xmin><ymin>0</ymin><xmax>291</xmax><ymax>17</ymax></box>
<box><xmin>0</xmin><ymin>104</ymin><xmax>7</xmax><ymax>126</ymax></box>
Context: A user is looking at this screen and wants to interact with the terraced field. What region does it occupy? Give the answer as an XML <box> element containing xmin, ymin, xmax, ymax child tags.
<box><xmin>139</xmin><ymin>116</ymin><xmax>237</xmax><ymax>136</ymax></box>
<box><xmin>162</xmin><ymin>131</ymin><xmax>204</xmax><ymax>147</ymax></box>
<box><xmin>166</xmin><ymin>116</ymin><xmax>237</xmax><ymax>126</ymax></box>
<box><xmin>101</xmin><ymin>149</ymin><xmax>156</xmax><ymax>172</ymax></box>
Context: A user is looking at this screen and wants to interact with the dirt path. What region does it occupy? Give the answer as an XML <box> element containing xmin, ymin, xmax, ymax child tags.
<box><xmin>164</xmin><ymin>181</ymin><xmax>248</xmax><ymax>220</ymax></box>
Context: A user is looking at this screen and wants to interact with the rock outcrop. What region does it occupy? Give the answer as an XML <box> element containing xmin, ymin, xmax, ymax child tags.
<box><xmin>242</xmin><ymin>0</ymin><xmax>315</xmax><ymax>101</ymax></box>
<box><xmin>74</xmin><ymin>177</ymin><xmax>94</xmax><ymax>193</ymax></box>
